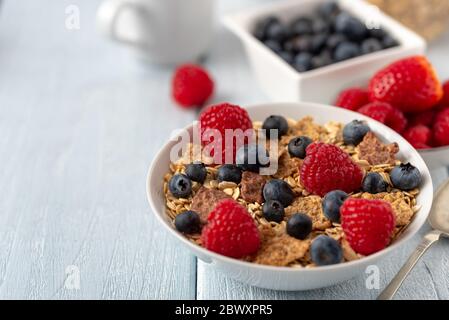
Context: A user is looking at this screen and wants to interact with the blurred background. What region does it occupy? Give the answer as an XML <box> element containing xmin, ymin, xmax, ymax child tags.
<box><xmin>0</xmin><ymin>0</ymin><xmax>448</xmax><ymax>299</ymax></box>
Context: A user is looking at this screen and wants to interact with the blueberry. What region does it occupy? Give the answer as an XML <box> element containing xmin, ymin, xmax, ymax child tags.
<box><xmin>174</xmin><ymin>210</ymin><xmax>201</xmax><ymax>234</ymax></box>
<box><xmin>390</xmin><ymin>163</ymin><xmax>422</xmax><ymax>191</ymax></box>
<box><xmin>217</xmin><ymin>164</ymin><xmax>242</xmax><ymax>184</ymax></box>
<box><xmin>262</xmin><ymin>200</ymin><xmax>285</xmax><ymax>223</ymax></box>
<box><xmin>361</xmin><ymin>38</ymin><xmax>382</xmax><ymax>54</ymax></box>
<box><xmin>291</xmin><ymin>36</ymin><xmax>313</xmax><ymax>53</ymax></box>
<box><xmin>263</xmin><ymin>179</ymin><xmax>295</xmax><ymax>207</ymax></box>
<box><xmin>310</xmin><ymin>33</ymin><xmax>328</xmax><ymax>54</ymax></box>
<box><xmin>290</xmin><ymin>17</ymin><xmax>313</xmax><ymax>36</ymax></box>
<box><xmin>254</xmin><ymin>16</ymin><xmax>280</xmax><ymax>41</ymax></box>
<box><xmin>236</xmin><ymin>144</ymin><xmax>269</xmax><ymax>172</ymax></box>
<box><xmin>266</xmin><ymin>21</ymin><xmax>289</xmax><ymax>42</ymax></box>
<box><xmin>312</xmin><ymin>50</ymin><xmax>333</xmax><ymax>69</ymax></box>
<box><xmin>168</xmin><ymin>174</ymin><xmax>192</xmax><ymax>198</ymax></box>
<box><xmin>322</xmin><ymin>190</ymin><xmax>348</xmax><ymax>223</ymax></box>
<box><xmin>287</xmin><ymin>213</ymin><xmax>312</xmax><ymax>240</ymax></box>
<box><xmin>382</xmin><ymin>35</ymin><xmax>399</xmax><ymax>49</ymax></box>
<box><xmin>312</xmin><ymin>18</ymin><xmax>331</xmax><ymax>34</ymax></box>
<box><xmin>264</xmin><ymin>39</ymin><xmax>283</xmax><ymax>53</ymax></box>
<box><xmin>279</xmin><ymin>51</ymin><xmax>294</xmax><ymax>64</ymax></box>
<box><xmin>293</xmin><ymin>52</ymin><xmax>313</xmax><ymax>72</ymax></box>
<box><xmin>283</xmin><ymin>39</ymin><xmax>298</xmax><ymax>54</ymax></box>
<box><xmin>362</xmin><ymin>172</ymin><xmax>388</xmax><ymax>194</ymax></box>
<box><xmin>326</xmin><ymin>33</ymin><xmax>347</xmax><ymax>51</ymax></box>
<box><xmin>310</xmin><ymin>235</ymin><xmax>343</xmax><ymax>266</ymax></box>
<box><xmin>334</xmin><ymin>41</ymin><xmax>360</xmax><ymax>62</ymax></box>
<box><xmin>288</xmin><ymin>136</ymin><xmax>312</xmax><ymax>159</ymax></box>
<box><xmin>317</xmin><ymin>1</ymin><xmax>340</xmax><ymax>17</ymax></box>
<box><xmin>334</xmin><ymin>12</ymin><xmax>367</xmax><ymax>41</ymax></box>
<box><xmin>185</xmin><ymin>162</ymin><xmax>207</xmax><ymax>183</ymax></box>
<box><xmin>343</xmin><ymin>120</ymin><xmax>370</xmax><ymax>146</ymax></box>
<box><xmin>369</xmin><ymin>27</ymin><xmax>387</xmax><ymax>39</ymax></box>
<box><xmin>263</xmin><ymin>115</ymin><xmax>289</xmax><ymax>139</ymax></box>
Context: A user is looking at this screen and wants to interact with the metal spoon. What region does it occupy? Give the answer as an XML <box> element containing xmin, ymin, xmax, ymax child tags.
<box><xmin>378</xmin><ymin>179</ymin><xmax>449</xmax><ymax>300</ymax></box>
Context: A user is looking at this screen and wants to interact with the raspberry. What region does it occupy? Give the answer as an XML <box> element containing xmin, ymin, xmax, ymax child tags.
<box><xmin>300</xmin><ymin>142</ymin><xmax>363</xmax><ymax>197</ymax></box>
<box><xmin>341</xmin><ymin>198</ymin><xmax>395</xmax><ymax>255</ymax></box>
<box><xmin>199</xmin><ymin>103</ymin><xmax>253</xmax><ymax>164</ymax></box>
<box><xmin>433</xmin><ymin>108</ymin><xmax>449</xmax><ymax>146</ymax></box>
<box><xmin>358</xmin><ymin>102</ymin><xmax>407</xmax><ymax>133</ymax></box>
<box><xmin>441</xmin><ymin>80</ymin><xmax>449</xmax><ymax>106</ymax></box>
<box><xmin>403</xmin><ymin>125</ymin><xmax>431</xmax><ymax>149</ymax></box>
<box><xmin>172</xmin><ymin>64</ymin><xmax>214</xmax><ymax>108</ymax></box>
<box><xmin>335</xmin><ymin>87</ymin><xmax>369</xmax><ymax>111</ymax></box>
<box><xmin>411</xmin><ymin>142</ymin><xmax>431</xmax><ymax>149</ymax></box>
<box><xmin>201</xmin><ymin>199</ymin><xmax>260</xmax><ymax>258</ymax></box>
<box><xmin>407</xmin><ymin>110</ymin><xmax>435</xmax><ymax>127</ymax></box>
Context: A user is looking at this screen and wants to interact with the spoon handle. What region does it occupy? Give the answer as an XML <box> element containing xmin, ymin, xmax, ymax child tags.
<box><xmin>378</xmin><ymin>230</ymin><xmax>442</xmax><ymax>300</ymax></box>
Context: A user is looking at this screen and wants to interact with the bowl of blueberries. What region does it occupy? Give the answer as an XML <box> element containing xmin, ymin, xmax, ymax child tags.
<box><xmin>224</xmin><ymin>0</ymin><xmax>426</xmax><ymax>104</ymax></box>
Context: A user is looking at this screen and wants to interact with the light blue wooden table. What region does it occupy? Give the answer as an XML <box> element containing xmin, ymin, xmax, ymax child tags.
<box><xmin>0</xmin><ymin>0</ymin><xmax>448</xmax><ymax>300</ymax></box>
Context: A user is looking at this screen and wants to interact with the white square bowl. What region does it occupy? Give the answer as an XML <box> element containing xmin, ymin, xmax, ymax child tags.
<box><xmin>224</xmin><ymin>0</ymin><xmax>426</xmax><ymax>104</ymax></box>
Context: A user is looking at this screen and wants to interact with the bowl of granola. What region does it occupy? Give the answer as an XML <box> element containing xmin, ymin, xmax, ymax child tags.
<box><xmin>146</xmin><ymin>102</ymin><xmax>433</xmax><ymax>290</ymax></box>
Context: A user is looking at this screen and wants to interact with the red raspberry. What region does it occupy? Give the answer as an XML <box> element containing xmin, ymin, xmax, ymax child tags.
<box><xmin>172</xmin><ymin>64</ymin><xmax>214</xmax><ymax>108</ymax></box>
<box><xmin>403</xmin><ymin>124</ymin><xmax>431</xmax><ymax>149</ymax></box>
<box><xmin>441</xmin><ymin>80</ymin><xmax>449</xmax><ymax>106</ymax></box>
<box><xmin>341</xmin><ymin>198</ymin><xmax>395</xmax><ymax>255</ymax></box>
<box><xmin>335</xmin><ymin>87</ymin><xmax>369</xmax><ymax>111</ymax></box>
<box><xmin>407</xmin><ymin>110</ymin><xmax>435</xmax><ymax>127</ymax></box>
<box><xmin>199</xmin><ymin>103</ymin><xmax>253</xmax><ymax>164</ymax></box>
<box><xmin>412</xmin><ymin>142</ymin><xmax>431</xmax><ymax>149</ymax></box>
<box><xmin>201</xmin><ymin>199</ymin><xmax>260</xmax><ymax>258</ymax></box>
<box><xmin>300</xmin><ymin>142</ymin><xmax>363</xmax><ymax>197</ymax></box>
<box><xmin>358</xmin><ymin>102</ymin><xmax>407</xmax><ymax>133</ymax></box>
<box><xmin>369</xmin><ymin>56</ymin><xmax>443</xmax><ymax>112</ymax></box>
<box><xmin>433</xmin><ymin>108</ymin><xmax>449</xmax><ymax>146</ymax></box>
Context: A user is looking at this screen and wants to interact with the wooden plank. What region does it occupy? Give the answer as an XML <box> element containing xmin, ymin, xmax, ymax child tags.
<box><xmin>0</xmin><ymin>0</ymin><xmax>196</xmax><ymax>299</ymax></box>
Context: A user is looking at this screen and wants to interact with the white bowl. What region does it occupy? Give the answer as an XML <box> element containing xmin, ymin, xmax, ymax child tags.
<box><xmin>146</xmin><ymin>102</ymin><xmax>433</xmax><ymax>291</ymax></box>
<box><xmin>224</xmin><ymin>0</ymin><xmax>426</xmax><ymax>104</ymax></box>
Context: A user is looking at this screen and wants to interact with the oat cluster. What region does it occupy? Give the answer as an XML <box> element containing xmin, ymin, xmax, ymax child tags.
<box><xmin>163</xmin><ymin>117</ymin><xmax>420</xmax><ymax>267</ymax></box>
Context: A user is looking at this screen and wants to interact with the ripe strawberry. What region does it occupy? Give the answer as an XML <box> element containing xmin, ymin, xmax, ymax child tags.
<box><xmin>300</xmin><ymin>142</ymin><xmax>363</xmax><ymax>197</ymax></box>
<box><xmin>335</xmin><ymin>87</ymin><xmax>369</xmax><ymax>111</ymax></box>
<box><xmin>358</xmin><ymin>102</ymin><xmax>407</xmax><ymax>133</ymax></box>
<box><xmin>201</xmin><ymin>199</ymin><xmax>260</xmax><ymax>258</ymax></box>
<box><xmin>403</xmin><ymin>125</ymin><xmax>431</xmax><ymax>149</ymax></box>
<box><xmin>199</xmin><ymin>103</ymin><xmax>253</xmax><ymax>164</ymax></box>
<box><xmin>341</xmin><ymin>198</ymin><xmax>395</xmax><ymax>255</ymax></box>
<box><xmin>433</xmin><ymin>108</ymin><xmax>449</xmax><ymax>146</ymax></box>
<box><xmin>369</xmin><ymin>56</ymin><xmax>443</xmax><ymax>112</ymax></box>
<box><xmin>172</xmin><ymin>64</ymin><xmax>214</xmax><ymax>108</ymax></box>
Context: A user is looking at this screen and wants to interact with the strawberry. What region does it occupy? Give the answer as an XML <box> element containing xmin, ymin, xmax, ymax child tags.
<box><xmin>369</xmin><ymin>56</ymin><xmax>443</xmax><ymax>112</ymax></box>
